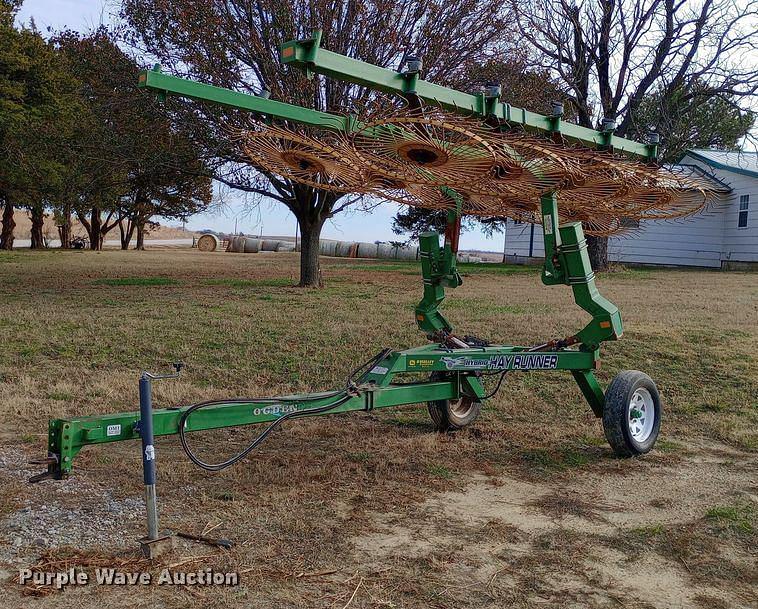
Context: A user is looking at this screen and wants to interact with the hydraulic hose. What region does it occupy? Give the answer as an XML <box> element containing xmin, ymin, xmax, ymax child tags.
<box><xmin>177</xmin><ymin>348</ymin><xmax>392</xmax><ymax>472</ymax></box>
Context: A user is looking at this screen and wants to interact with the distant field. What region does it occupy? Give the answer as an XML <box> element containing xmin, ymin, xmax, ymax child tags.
<box><xmin>9</xmin><ymin>211</ymin><xmax>196</xmax><ymax>241</ymax></box>
<box><xmin>0</xmin><ymin>249</ymin><xmax>755</xmax><ymax>608</ymax></box>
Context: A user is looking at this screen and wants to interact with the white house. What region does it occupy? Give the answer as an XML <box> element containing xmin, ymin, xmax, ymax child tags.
<box><xmin>501</xmin><ymin>149</ymin><xmax>758</xmax><ymax>269</ymax></box>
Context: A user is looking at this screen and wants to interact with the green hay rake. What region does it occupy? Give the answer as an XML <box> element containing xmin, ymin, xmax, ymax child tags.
<box><xmin>31</xmin><ymin>31</ymin><xmax>664</xmax><ymax>552</ymax></box>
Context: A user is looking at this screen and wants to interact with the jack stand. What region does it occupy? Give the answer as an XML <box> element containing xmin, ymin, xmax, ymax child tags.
<box><xmin>137</xmin><ymin>363</ymin><xmax>182</xmax><ymax>558</ymax></box>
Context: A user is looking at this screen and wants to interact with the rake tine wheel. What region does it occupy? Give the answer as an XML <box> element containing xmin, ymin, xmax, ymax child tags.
<box><xmin>346</xmin><ymin>109</ymin><xmax>499</xmax><ymax>189</ymax></box>
<box><xmin>232</xmin><ymin>123</ymin><xmax>369</xmax><ymax>193</ymax></box>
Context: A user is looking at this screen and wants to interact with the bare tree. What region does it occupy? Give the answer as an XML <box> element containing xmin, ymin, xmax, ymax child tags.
<box><xmin>512</xmin><ymin>0</ymin><xmax>758</xmax><ymax>268</ymax></box>
<box><xmin>121</xmin><ymin>0</ymin><xmax>518</xmax><ymax>286</ymax></box>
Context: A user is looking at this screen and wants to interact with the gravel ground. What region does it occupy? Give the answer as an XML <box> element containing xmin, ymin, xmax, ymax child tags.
<box><xmin>0</xmin><ymin>448</ymin><xmax>144</xmax><ymax>565</ymax></box>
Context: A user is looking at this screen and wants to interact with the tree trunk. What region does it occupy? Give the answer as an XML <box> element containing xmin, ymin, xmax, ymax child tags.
<box><xmin>297</xmin><ymin>216</ymin><xmax>325</xmax><ymax>287</ymax></box>
<box><xmin>575</xmin><ymin>114</ymin><xmax>610</xmax><ymax>270</ymax></box>
<box><xmin>119</xmin><ymin>218</ymin><xmax>135</xmax><ymax>250</ymax></box>
<box><xmin>58</xmin><ymin>205</ymin><xmax>72</xmax><ymax>249</ymax></box>
<box><xmin>30</xmin><ymin>205</ymin><xmax>45</xmax><ymax>249</ymax></box>
<box><xmin>586</xmin><ymin>235</ymin><xmax>609</xmax><ymax>271</ymax></box>
<box><xmin>0</xmin><ymin>200</ymin><xmax>15</xmax><ymax>250</ymax></box>
<box><xmin>135</xmin><ymin>220</ymin><xmax>146</xmax><ymax>250</ymax></box>
<box><xmin>132</xmin><ymin>192</ymin><xmax>152</xmax><ymax>251</ymax></box>
<box><xmin>86</xmin><ymin>207</ymin><xmax>102</xmax><ymax>251</ymax></box>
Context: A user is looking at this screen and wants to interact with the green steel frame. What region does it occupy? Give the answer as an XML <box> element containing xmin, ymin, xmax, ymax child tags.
<box><xmin>35</xmin><ymin>34</ymin><xmax>641</xmax><ymax>481</ymax></box>
<box><xmin>43</xmin><ymin>342</ymin><xmax>604</xmax><ymax>478</ymax></box>
<box><xmin>280</xmin><ymin>30</ymin><xmax>658</xmax><ymax>160</ymax></box>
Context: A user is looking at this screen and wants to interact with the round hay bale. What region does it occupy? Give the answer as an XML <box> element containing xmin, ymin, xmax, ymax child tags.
<box><xmin>243</xmin><ymin>238</ymin><xmax>261</xmax><ymax>253</ymax></box>
<box><xmin>229</xmin><ymin>236</ymin><xmax>243</xmax><ymax>252</ymax></box>
<box><xmin>356</xmin><ymin>242</ymin><xmax>379</xmax><ymax>259</ymax></box>
<box><xmin>320</xmin><ymin>241</ymin><xmax>337</xmax><ymax>257</ymax></box>
<box><xmin>197</xmin><ymin>233</ymin><xmax>220</xmax><ymax>252</ymax></box>
<box><xmin>376</xmin><ymin>244</ymin><xmax>395</xmax><ymax>259</ymax></box>
<box><xmin>396</xmin><ymin>246</ymin><xmax>418</xmax><ymax>261</ymax></box>
<box><xmin>335</xmin><ymin>241</ymin><xmax>357</xmax><ymax>257</ymax></box>
<box><xmin>261</xmin><ymin>239</ymin><xmax>280</xmax><ymax>252</ymax></box>
<box><xmin>276</xmin><ymin>242</ymin><xmax>296</xmax><ymax>252</ymax></box>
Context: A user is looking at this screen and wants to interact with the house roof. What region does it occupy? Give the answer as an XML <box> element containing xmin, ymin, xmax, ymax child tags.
<box><xmin>680</xmin><ymin>149</ymin><xmax>758</xmax><ymax>179</ymax></box>
<box><xmin>674</xmin><ymin>164</ymin><xmax>732</xmax><ymax>192</ymax></box>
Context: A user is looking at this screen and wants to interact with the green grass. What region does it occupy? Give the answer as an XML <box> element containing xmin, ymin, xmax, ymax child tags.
<box><xmin>332</xmin><ymin>262</ymin><xmax>417</xmax><ymax>272</ymax></box>
<box><xmin>519</xmin><ymin>445</ymin><xmax>598</xmax><ymax>474</ymax></box>
<box><xmin>628</xmin><ymin>523</ymin><xmax>666</xmax><ymax>539</ymax></box>
<box><xmin>93</xmin><ymin>276</ymin><xmax>179</xmax><ymax>287</ymax></box>
<box><xmin>327</xmin><ymin>261</ymin><xmax>540</xmax><ymax>277</ymax></box>
<box><xmin>446</xmin><ymin>297</ymin><xmax>552</xmax><ymax>316</ymax></box>
<box><xmin>457</xmin><ymin>262</ymin><xmax>539</xmax><ymax>275</ymax></box>
<box><xmin>654</xmin><ymin>439</ymin><xmax>682</xmax><ymax>453</ymax></box>
<box><xmin>46</xmin><ymin>390</ymin><xmax>73</xmax><ymax>401</ymax></box>
<box><xmin>201</xmin><ymin>277</ymin><xmax>294</xmax><ymax>288</ymax></box>
<box><xmin>426</xmin><ymin>464</ymin><xmax>455</xmax><ymax>479</ymax></box>
<box><xmin>347</xmin><ymin>451</ymin><xmax>372</xmax><ymax>464</ymax></box>
<box><xmin>705</xmin><ymin>504</ymin><xmax>755</xmax><ymax>535</ymax></box>
<box><xmin>210</xmin><ymin>490</ymin><xmax>238</xmax><ymax>502</ymax></box>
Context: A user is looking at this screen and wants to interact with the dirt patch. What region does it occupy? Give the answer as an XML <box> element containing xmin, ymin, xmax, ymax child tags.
<box><xmin>347</xmin><ymin>440</ymin><xmax>757</xmax><ymax>608</ymax></box>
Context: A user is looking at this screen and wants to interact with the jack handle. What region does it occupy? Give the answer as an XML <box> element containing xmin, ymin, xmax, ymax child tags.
<box><xmin>143</xmin><ymin>361</ymin><xmax>184</xmax><ymax>381</ymax></box>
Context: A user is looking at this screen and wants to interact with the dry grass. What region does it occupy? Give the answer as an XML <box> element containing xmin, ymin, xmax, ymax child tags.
<box><xmin>528</xmin><ymin>490</ymin><xmax>610</xmax><ymax>522</ymax></box>
<box><xmin>0</xmin><ymin>249</ymin><xmax>756</xmax><ymax>608</ymax></box>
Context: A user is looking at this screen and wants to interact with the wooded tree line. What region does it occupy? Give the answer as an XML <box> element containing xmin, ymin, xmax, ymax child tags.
<box><xmin>2</xmin><ymin>0</ymin><xmax>756</xmax><ymax>279</ymax></box>
<box><xmin>0</xmin><ymin>1</ymin><xmax>212</xmax><ymax>250</ymax></box>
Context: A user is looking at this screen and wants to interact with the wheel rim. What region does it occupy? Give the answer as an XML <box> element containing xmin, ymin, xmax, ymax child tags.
<box><xmin>628</xmin><ymin>388</ymin><xmax>655</xmax><ymax>442</ymax></box>
<box><xmin>450</xmin><ymin>396</ymin><xmax>476</xmax><ymax>419</ymax></box>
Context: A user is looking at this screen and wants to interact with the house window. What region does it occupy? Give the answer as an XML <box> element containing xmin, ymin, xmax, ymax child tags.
<box><xmin>738</xmin><ymin>195</ymin><xmax>749</xmax><ymax>228</ymax></box>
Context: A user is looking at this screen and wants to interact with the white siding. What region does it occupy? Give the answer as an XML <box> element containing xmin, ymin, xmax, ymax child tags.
<box><xmin>504</xmin><ymin>213</ymin><xmax>726</xmax><ymax>268</ymax></box>
<box><xmin>680</xmin><ymin>153</ymin><xmax>758</xmax><ymax>263</ymax></box>
<box><xmin>607</xmin><ymin>209</ymin><xmax>726</xmax><ymax>268</ymax></box>
<box><xmin>718</xmin><ymin>176</ymin><xmax>757</xmax><ymax>263</ymax></box>
<box><xmin>502</xmin><ymin>220</ymin><xmax>545</xmax><ymax>258</ymax></box>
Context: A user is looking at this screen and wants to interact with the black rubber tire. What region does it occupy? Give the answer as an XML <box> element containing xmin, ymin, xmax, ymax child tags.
<box><xmin>603</xmin><ymin>370</ymin><xmax>662</xmax><ymax>457</ymax></box>
<box><xmin>427</xmin><ymin>372</ymin><xmax>482</xmax><ymax>432</ymax></box>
